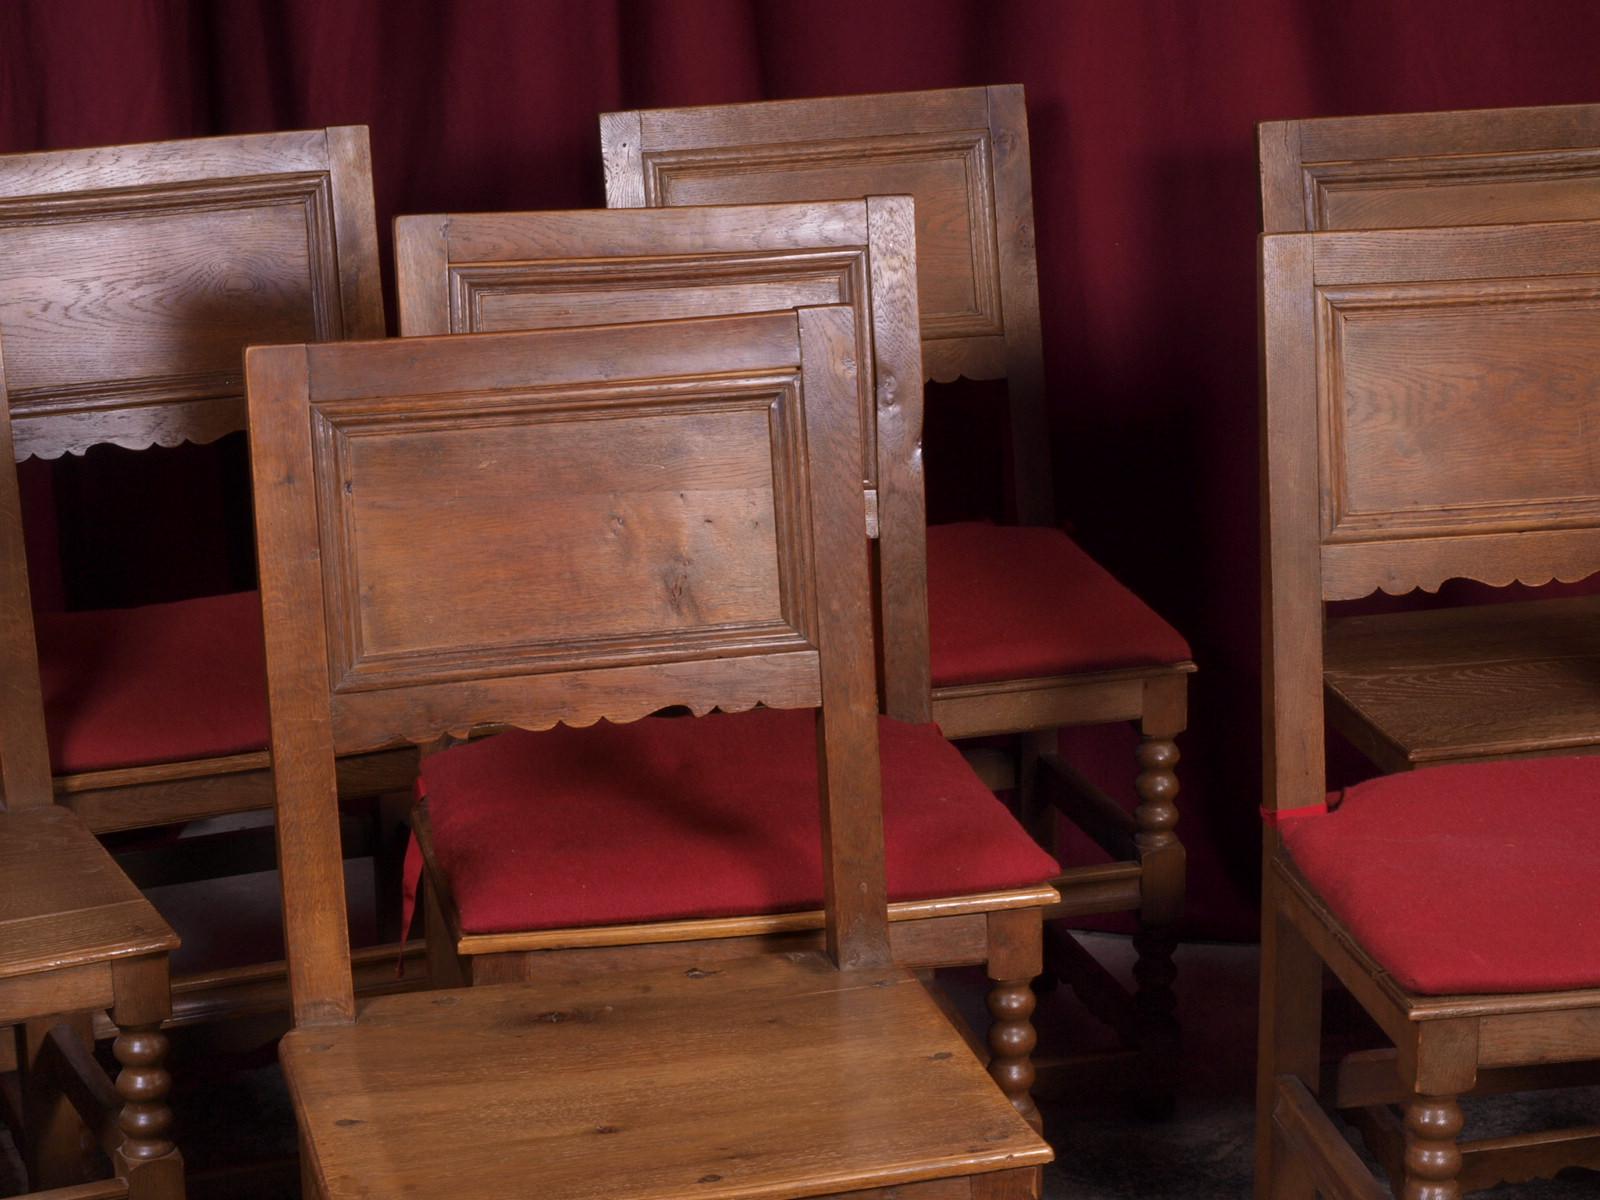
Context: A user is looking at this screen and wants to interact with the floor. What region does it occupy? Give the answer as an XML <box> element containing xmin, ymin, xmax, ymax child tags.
<box><xmin>5</xmin><ymin>931</ymin><xmax>1598</xmax><ymax>1197</ymax></box>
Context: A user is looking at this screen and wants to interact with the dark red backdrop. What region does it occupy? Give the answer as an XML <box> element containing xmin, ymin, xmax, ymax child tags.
<box><xmin>5</xmin><ymin>0</ymin><xmax>1599</xmax><ymax>938</ymax></box>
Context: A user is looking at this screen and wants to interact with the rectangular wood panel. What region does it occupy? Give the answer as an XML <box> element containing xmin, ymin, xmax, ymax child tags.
<box><xmin>308</xmin><ymin>375</ymin><xmax>816</xmax><ymax>691</ymax></box>
<box><xmin>339</xmin><ymin>407</ymin><xmax>783</xmax><ymax>655</ymax></box>
<box><xmin>644</xmin><ymin>136</ymin><xmax>999</xmax><ymax>341</ymax></box>
<box><xmin>1321</xmin><ymin>283</ymin><xmax>1600</xmax><ymax>541</ymax></box>
<box><xmin>1313</xmin><ymin>157</ymin><xmax>1600</xmax><ymax>231</ymax></box>
<box><xmin>0</xmin><ymin>199</ymin><xmax>324</xmax><ymax>395</ymax></box>
<box><xmin>468</xmin><ymin>270</ymin><xmax>849</xmax><ymax>333</ymax></box>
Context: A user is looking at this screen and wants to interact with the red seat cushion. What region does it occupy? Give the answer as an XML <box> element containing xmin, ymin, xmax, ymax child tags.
<box><xmin>926</xmin><ymin>521</ymin><xmax>1191</xmax><ymax>687</ymax></box>
<box><xmin>35</xmin><ymin>591</ymin><xmax>269</xmax><ymax>774</ymax></box>
<box><xmin>1281</xmin><ymin>756</ymin><xmax>1600</xmax><ymax>995</ymax></box>
<box><xmin>418</xmin><ymin>707</ymin><xmax>1060</xmax><ymax>936</ymax></box>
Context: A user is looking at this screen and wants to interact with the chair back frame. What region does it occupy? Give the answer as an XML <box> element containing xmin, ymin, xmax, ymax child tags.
<box><xmin>1259</xmin><ymin>220</ymin><xmax>1600</xmax><ymax>816</ymax></box>
<box><xmin>0</xmin><ymin>126</ymin><xmax>383</xmax><ymax>463</ymax></box>
<box><xmin>601</xmin><ymin>84</ymin><xmax>1054</xmax><ymax>526</ymax></box>
<box><xmin>393</xmin><ymin>197</ymin><xmax>930</xmax><ymax>720</ymax></box>
<box><xmin>0</xmin><ymin>345</ymin><xmax>51</xmax><ymax>807</ymax></box>
<box><xmin>246</xmin><ymin>308</ymin><xmax>889</xmax><ymax>1026</ymax></box>
<box><xmin>0</xmin><ymin>127</ymin><xmax>385</xmax><ymax>830</ymax></box>
<box><xmin>1260</xmin><ymin>101</ymin><xmax>1600</xmax><ymax>233</ymax></box>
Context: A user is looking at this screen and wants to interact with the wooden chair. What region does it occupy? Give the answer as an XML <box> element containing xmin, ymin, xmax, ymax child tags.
<box><xmin>601</xmin><ymin>83</ymin><xmax>1195</xmax><ymax>1100</ymax></box>
<box><xmin>392</xmin><ymin>200</ymin><xmax>1059</xmax><ymax>1125</ymax></box>
<box><xmin>245</xmin><ymin>309</ymin><xmax>1053</xmax><ymax>1200</ymax></box>
<box><xmin>1258</xmin><ymin>218</ymin><xmax>1600</xmax><ymax>1198</ymax></box>
<box><xmin>1258</xmin><ymin>102</ymin><xmax>1600</xmax><ymax>775</ymax></box>
<box><xmin>1</xmin><ymin>365</ymin><xmax>182</xmax><ymax>1198</ymax></box>
<box><xmin>0</xmin><ymin>128</ymin><xmax>421</xmax><ymax>1018</ymax></box>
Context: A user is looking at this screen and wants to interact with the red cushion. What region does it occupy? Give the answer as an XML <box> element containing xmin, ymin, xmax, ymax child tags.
<box><xmin>926</xmin><ymin>521</ymin><xmax>1191</xmax><ymax>687</ymax></box>
<box><xmin>35</xmin><ymin>591</ymin><xmax>269</xmax><ymax>774</ymax></box>
<box><xmin>1281</xmin><ymin>756</ymin><xmax>1600</xmax><ymax>995</ymax></box>
<box><xmin>418</xmin><ymin>707</ymin><xmax>1060</xmax><ymax>935</ymax></box>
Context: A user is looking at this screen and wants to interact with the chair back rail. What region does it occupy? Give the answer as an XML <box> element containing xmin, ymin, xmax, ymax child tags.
<box><xmin>0</xmin><ymin>126</ymin><xmax>382</xmax><ymax>462</ymax></box>
<box><xmin>1260</xmin><ymin>219</ymin><xmax>1600</xmax><ymax>814</ymax></box>
<box><xmin>1260</xmin><ymin>101</ymin><xmax>1600</xmax><ymax>233</ymax></box>
<box><xmin>600</xmin><ymin>84</ymin><xmax>1053</xmax><ymax>525</ymax></box>
<box><xmin>392</xmin><ymin>197</ymin><xmax>930</xmax><ymax>720</ymax></box>
<box><xmin>246</xmin><ymin>308</ymin><xmax>889</xmax><ymax>1026</ymax></box>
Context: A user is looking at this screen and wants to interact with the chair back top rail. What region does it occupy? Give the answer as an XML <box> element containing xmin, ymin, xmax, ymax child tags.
<box><xmin>392</xmin><ymin>197</ymin><xmax>930</xmax><ymax>720</ymax></box>
<box><xmin>600</xmin><ymin>84</ymin><xmax>1054</xmax><ymax>525</ymax></box>
<box><xmin>1259</xmin><ymin>218</ymin><xmax>1600</xmax><ymax>813</ymax></box>
<box><xmin>247</xmin><ymin>308</ymin><xmax>889</xmax><ymax>1026</ymax></box>
<box><xmin>1259</xmin><ymin>101</ymin><xmax>1600</xmax><ymax>233</ymax></box>
<box><xmin>0</xmin><ymin>126</ymin><xmax>383</xmax><ymax>462</ymax></box>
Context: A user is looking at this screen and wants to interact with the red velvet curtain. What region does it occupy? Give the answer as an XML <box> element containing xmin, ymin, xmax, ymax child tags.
<box><xmin>5</xmin><ymin>0</ymin><xmax>1599</xmax><ymax>936</ymax></box>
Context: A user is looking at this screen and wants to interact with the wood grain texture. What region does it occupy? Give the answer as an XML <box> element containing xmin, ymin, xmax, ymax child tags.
<box><xmin>1325</xmin><ymin>595</ymin><xmax>1600</xmax><ymax>768</ymax></box>
<box><xmin>391</xmin><ymin>197</ymin><xmax>933</xmax><ymax>722</ymax></box>
<box><xmin>0</xmin><ymin>808</ymin><xmax>176</xmax><ymax>979</ymax></box>
<box><xmin>799</xmin><ymin>306</ymin><xmax>891</xmax><ymax>970</ymax></box>
<box><xmin>599</xmin><ymin>83</ymin><xmax>1050</xmax><ymax>522</ymax></box>
<box><xmin>253</xmin><ymin>309</ymin><xmax>1052</xmax><ymax>1192</ymax></box>
<box><xmin>0</xmin><ymin>126</ymin><xmax>382</xmax><ymax>462</ymax></box>
<box><xmin>246</xmin><ymin>310</ymin><xmax>848</xmax><ymax>1016</ymax></box>
<box><xmin>246</xmin><ymin>342</ymin><xmax>354</xmax><ymax>1026</ymax></box>
<box><xmin>1258</xmin><ymin>233</ymin><xmax>1326</xmax><ymax>816</ymax></box>
<box><xmin>864</xmin><ymin>194</ymin><xmax>933</xmax><ymax>720</ymax></box>
<box><xmin>1255</xmin><ymin>211</ymin><xmax>1600</xmax><ymax>1195</ymax></box>
<box><xmin>1258</xmin><ymin>102</ymin><xmax>1600</xmax><ymax>233</ymax></box>
<box><xmin>0</xmin><ymin>962</ymin><xmax>111</xmax><ymax>1027</ymax></box>
<box><xmin>325</xmin><ymin>126</ymin><xmax>385</xmax><ymax>340</ymax></box>
<box><xmin>601</xmin><ymin>92</ymin><xmax>1192</xmax><ymax>1069</ymax></box>
<box><xmin>0</xmin><ymin>343</ymin><xmax>52</xmax><ymax>806</ymax></box>
<box><xmin>0</xmin><ymin>125</ymin><xmax>398</xmax><ymax>946</ymax></box>
<box><xmin>459</xmin><ymin>909</ymin><xmax>1000</xmax><ymax>974</ymax></box>
<box><xmin>57</xmin><ymin>745</ymin><xmax>418</xmax><ymax>834</ymax></box>
<box><xmin>283</xmin><ymin>954</ymin><xmax>1049</xmax><ymax>1200</ymax></box>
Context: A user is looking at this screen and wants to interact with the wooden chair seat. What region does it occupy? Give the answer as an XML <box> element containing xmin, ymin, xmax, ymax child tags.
<box><xmin>284</xmin><ymin>953</ymin><xmax>1049</xmax><ymax>1200</ymax></box>
<box><xmin>0</xmin><ymin>807</ymin><xmax>177</xmax><ymax>989</ymax></box>
<box><xmin>411</xmin><ymin>707</ymin><xmax>1058</xmax><ymax>939</ymax></box>
<box><xmin>927</xmin><ymin>522</ymin><xmax>1192</xmax><ymax>688</ymax></box>
<box><xmin>1282</xmin><ymin>755</ymin><xmax>1600</xmax><ymax>995</ymax></box>
<box><xmin>1324</xmin><ymin>594</ymin><xmax>1600</xmax><ymax>771</ymax></box>
<box><xmin>35</xmin><ymin>590</ymin><xmax>267</xmax><ymax>774</ymax></box>
<box><xmin>247</xmin><ymin>312</ymin><xmax>1053</xmax><ymax>1197</ymax></box>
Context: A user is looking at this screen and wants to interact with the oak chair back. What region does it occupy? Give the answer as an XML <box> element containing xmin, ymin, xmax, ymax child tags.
<box><xmin>600</xmin><ymin>85</ymin><xmax>1052</xmax><ymax>525</ymax></box>
<box><xmin>246</xmin><ymin>307</ymin><xmax>885</xmax><ymax>1026</ymax></box>
<box><xmin>1259</xmin><ymin>219</ymin><xmax>1600</xmax><ymax>815</ymax></box>
<box><xmin>0</xmin><ymin>126</ymin><xmax>383</xmax><ymax>462</ymax></box>
<box><xmin>393</xmin><ymin>198</ymin><xmax>929</xmax><ymax>719</ymax></box>
<box><xmin>0</xmin><ymin>127</ymin><xmax>390</xmax><ymax>846</ymax></box>
<box><xmin>1259</xmin><ymin>101</ymin><xmax>1600</xmax><ymax>233</ymax></box>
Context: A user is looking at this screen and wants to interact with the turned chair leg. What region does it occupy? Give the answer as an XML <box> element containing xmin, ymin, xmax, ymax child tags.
<box><xmin>1402</xmin><ymin>1095</ymin><xmax>1463</xmax><ymax>1200</ymax></box>
<box><xmin>986</xmin><ymin>907</ymin><xmax>1043</xmax><ymax>1132</ymax></box>
<box><xmin>110</xmin><ymin>957</ymin><xmax>183</xmax><ymax>1200</ymax></box>
<box><xmin>1132</xmin><ymin>706</ymin><xmax>1184</xmax><ymax>1114</ymax></box>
